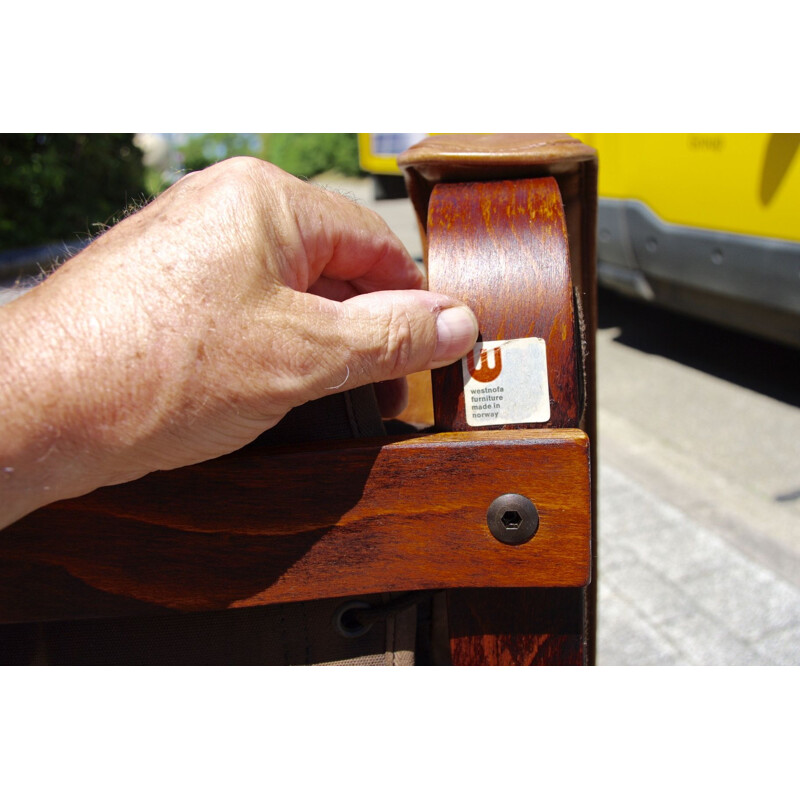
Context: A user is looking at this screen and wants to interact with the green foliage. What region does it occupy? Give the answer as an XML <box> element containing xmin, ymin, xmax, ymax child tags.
<box><xmin>0</xmin><ymin>134</ymin><xmax>147</xmax><ymax>249</ymax></box>
<box><xmin>177</xmin><ymin>133</ymin><xmax>262</xmax><ymax>172</ymax></box>
<box><xmin>261</xmin><ymin>133</ymin><xmax>362</xmax><ymax>178</ymax></box>
<box><xmin>144</xmin><ymin>167</ymin><xmax>171</xmax><ymax>198</ymax></box>
<box><xmin>0</xmin><ymin>133</ymin><xmax>362</xmax><ymax>250</ymax></box>
<box><xmin>174</xmin><ymin>133</ymin><xmax>362</xmax><ymax>180</ymax></box>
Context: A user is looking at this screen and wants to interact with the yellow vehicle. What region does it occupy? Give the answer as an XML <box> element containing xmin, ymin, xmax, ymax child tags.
<box><xmin>359</xmin><ymin>133</ymin><xmax>800</xmax><ymax>348</ymax></box>
<box><xmin>579</xmin><ymin>133</ymin><xmax>800</xmax><ymax>348</ymax></box>
<box><xmin>357</xmin><ymin>133</ymin><xmax>427</xmax><ymax>198</ymax></box>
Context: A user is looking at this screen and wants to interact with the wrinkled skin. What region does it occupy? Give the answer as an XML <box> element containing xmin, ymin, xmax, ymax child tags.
<box><xmin>0</xmin><ymin>157</ymin><xmax>478</xmax><ymax>528</ymax></box>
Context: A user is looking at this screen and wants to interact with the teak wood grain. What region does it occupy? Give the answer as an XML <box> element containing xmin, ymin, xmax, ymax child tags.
<box><xmin>447</xmin><ymin>587</ymin><xmax>586</xmax><ymax>666</ymax></box>
<box><xmin>0</xmin><ymin>430</ymin><xmax>590</xmax><ymax>624</ymax></box>
<box><xmin>427</xmin><ymin>177</ymin><xmax>579</xmax><ymax>430</ymax></box>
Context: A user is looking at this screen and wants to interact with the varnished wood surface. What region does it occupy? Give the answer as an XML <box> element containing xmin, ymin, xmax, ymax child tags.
<box><xmin>447</xmin><ymin>587</ymin><xmax>586</xmax><ymax>666</ymax></box>
<box><xmin>398</xmin><ymin>133</ymin><xmax>598</xmax><ymax>274</ymax></box>
<box><xmin>398</xmin><ymin>133</ymin><xmax>596</xmax><ymax>186</ymax></box>
<box><xmin>427</xmin><ymin>177</ymin><xmax>579</xmax><ymax>430</ymax></box>
<box><xmin>396</xmin><ymin>370</ymin><xmax>434</xmax><ymax>429</ymax></box>
<box><xmin>0</xmin><ymin>430</ymin><xmax>590</xmax><ymax>624</ymax></box>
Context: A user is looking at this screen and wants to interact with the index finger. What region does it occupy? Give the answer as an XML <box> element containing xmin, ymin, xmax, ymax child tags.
<box><xmin>291</xmin><ymin>180</ymin><xmax>424</xmax><ymax>293</ymax></box>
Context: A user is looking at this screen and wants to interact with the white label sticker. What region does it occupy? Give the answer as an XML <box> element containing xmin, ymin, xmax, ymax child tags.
<box><xmin>462</xmin><ymin>338</ymin><xmax>550</xmax><ymax>426</ymax></box>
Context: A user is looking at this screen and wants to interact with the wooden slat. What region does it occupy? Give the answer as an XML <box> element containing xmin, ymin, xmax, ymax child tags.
<box><xmin>398</xmin><ymin>133</ymin><xmax>598</xmax><ymax>276</ymax></box>
<box><xmin>0</xmin><ymin>430</ymin><xmax>590</xmax><ymax>624</ymax></box>
<box><xmin>428</xmin><ymin>177</ymin><xmax>580</xmax><ymax>430</ymax></box>
<box><xmin>398</xmin><ymin>133</ymin><xmax>596</xmax><ymax>191</ymax></box>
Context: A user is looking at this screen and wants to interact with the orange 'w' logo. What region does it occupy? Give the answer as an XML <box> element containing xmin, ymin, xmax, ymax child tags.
<box><xmin>466</xmin><ymin>347</ymin><xmax>503</xmax><ymax>382</ymax></box>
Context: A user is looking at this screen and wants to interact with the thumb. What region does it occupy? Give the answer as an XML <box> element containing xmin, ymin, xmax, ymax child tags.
<box><xmin>292</xmin><ymin>289</ymin><xmax>479</xmax><ymax>401</ymax></box>
<box><xmin>344</xmin><ymin>289</ymin><xmax>479</xmax><ymax>377</ymax></box>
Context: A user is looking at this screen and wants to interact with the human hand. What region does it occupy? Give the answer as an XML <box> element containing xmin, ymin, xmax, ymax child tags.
<box><xmin>0</xmin><ymin>157</ymin><xmax>478</xmax><ymax>527</ymax></box>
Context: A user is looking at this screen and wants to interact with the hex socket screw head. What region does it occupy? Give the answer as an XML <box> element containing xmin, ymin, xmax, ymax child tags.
<box><xmin>487</xmin><ymin>493</ymin><xmax>539</xmax><ymax>545</ymax></box>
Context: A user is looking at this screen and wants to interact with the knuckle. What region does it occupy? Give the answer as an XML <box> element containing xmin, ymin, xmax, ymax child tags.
<box><xmin>205</xmin><ymin>157</ymin><xmax>276</xmax><ymax>200</ymax></box>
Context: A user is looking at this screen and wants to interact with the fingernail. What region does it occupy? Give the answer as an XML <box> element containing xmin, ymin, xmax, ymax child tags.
<box><xmin>433</xmin><ymin>306</ymin><xmax>479</xmax><ymax>366</ymax></box>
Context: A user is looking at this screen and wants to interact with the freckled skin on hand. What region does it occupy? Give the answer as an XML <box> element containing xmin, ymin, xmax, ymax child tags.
<box><xmin>0</xmin><ymin>157</ymin><xmax>478</xmax><ymax>529</ymax></box>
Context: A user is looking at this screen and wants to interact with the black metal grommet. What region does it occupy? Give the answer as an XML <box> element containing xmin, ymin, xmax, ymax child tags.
<box><xmin>332</xmin><ymin>601</ymin><xmax>374</xmax><ymax>638</ymax></box>
<box><xmin>487</xmin><ymin>493</ymin><xmax>539</xmax><ymax>545</ymax></box>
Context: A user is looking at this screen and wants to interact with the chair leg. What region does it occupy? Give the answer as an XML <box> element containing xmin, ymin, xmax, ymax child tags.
<box><xmin>446</xmin><ymin>588</ymin><xmax>587</xmax><ymax>666</ymax></box>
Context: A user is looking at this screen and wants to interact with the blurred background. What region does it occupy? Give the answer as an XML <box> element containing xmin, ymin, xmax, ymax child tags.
<box><xmin>1</xmin><ymin>132</ymin><xmax>798</xmax><ymax>665</ymax></box>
